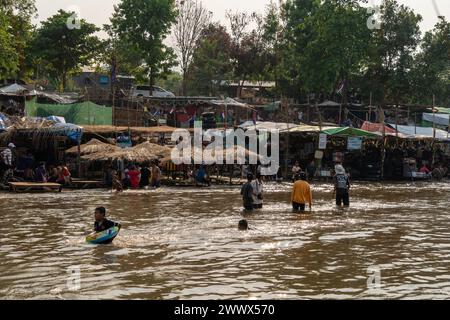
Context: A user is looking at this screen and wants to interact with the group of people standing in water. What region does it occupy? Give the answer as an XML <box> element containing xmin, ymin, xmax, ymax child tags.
<box><xmin>240</xmin><ymin>163</ymin><xmax>351</xmax><ymax>213</ymax></box>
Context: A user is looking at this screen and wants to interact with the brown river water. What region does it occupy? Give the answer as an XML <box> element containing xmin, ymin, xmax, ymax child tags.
<box><xmin>0</xmin><ymin>182</ymin><xmax>449</xmax><ymax>300</ymax></box>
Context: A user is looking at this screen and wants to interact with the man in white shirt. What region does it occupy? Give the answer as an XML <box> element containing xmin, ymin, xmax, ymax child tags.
<box><xmin>251</xmin><ymin>173</ymin><xmax>264</xmax><ymax>209</ymax></box>
<box><xmin>1</xmin><ymin>143</ymin><xmax>15</xmax><ymax>167</ymax></box>
<box><xmin>1</xmin><ymin>143</ymin><xmax>16</xmax><ymax>185</ymax></box>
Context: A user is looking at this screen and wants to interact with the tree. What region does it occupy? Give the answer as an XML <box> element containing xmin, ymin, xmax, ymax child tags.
<box><xmin>262</xmin><ymin>1</ymin><xmax>283</xmax><ymax>89</ymax></box>
<box><xmin>226</xmin><ymin>11</ymin><xmax>271</xmax><ymax>97</ymax></box>
<box><xmin>101</xmin><ymin>25</ymin><xmax>149</xmax><ymax>92</ymax></box>
<box><xmin>277</xmin><ymin>0</ymin><xmax>318</xmax><ymax>99</ymax></box>
<box><xmin>111</xmin><ymin>0</ymin><xmax>178</xmax><ymax>87</ymax></box>
<box><xmin>173</xmin><ymin>0</ymin><xmax>211</xmax><ymax>95</ymax></box>
<box><xmin>0</xmin><ymin>12</ymin><xmax>18</xmax><ymax>78</ymax></box>
<box><xmin>300</xmin><ymin>0</ymin><xmax>371</xmax><ymax>103</ymax></box>
<box><xmin>364</xmin><ymin>0</ymin><xmax>422</xmax><ymax>106</ymax></box>
<box><xmin>32</xmin><ymin>10</ymin><xmax>100</xmax><ymax>91</ymax></box>
<box><xmin>411</xmin><ymin>17</ymin><xmax>450</xmax><ymax>106</ymax></box>
<box><xmin>0</xmin><ymin>0</ymin><xmax>36</xmax><ymax>79</ymax></box>
<box><xmin>188</xmin><ymin>23</ymin><xmax>233</xmax><ymax>96</ymax></box>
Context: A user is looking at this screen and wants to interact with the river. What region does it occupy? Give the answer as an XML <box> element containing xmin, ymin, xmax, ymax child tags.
<box><xmin>0</xmin><ymin>182</ymin><xmax>449</xmax><ymax>299</ymax></box>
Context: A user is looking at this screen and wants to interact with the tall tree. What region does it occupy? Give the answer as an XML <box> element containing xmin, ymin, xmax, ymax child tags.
<box><xmin>226</xmin><ymin>10</ymin><xmax>270</xmax><ymax>97</ymax></box>
<box><xmin>101</xmin><ymin>25</ymin><xmax>149</xmax><ymax>91</ymax></box>
<box><xmin>173</xmin><ymin>0</ymin><xmax>211</xmax><ymax>95</ymax></box>
<box><xmin>277</xmin><ymin>0</ymin><xmax>318</xmax><ymax>99</ymax></box>
<box><xmin>188</xmin><ymin>23</ymin><xmax>233</xmax><ymax>96</ymax></box>
<box><xmin>32</xmin><ymin>10</ymin><xmax>100</xmax><ymax>91</ymax></box>
<box><xmin>300</xmin><ymin>0</ymin><xmax>371</xmax><ymax>102</ymax></box>
<box><xmin>365</xmin><ymin>0</ymin><xmax>422</xmax><ymax>106</ymax></box>
<box><xmin>0</xmin><ymin>0</ymin><xmax>36</xmax><ymax>80</ymax></box>
<box><xmin>411</xmin><ymin>17</ymin><xmax>450</xmax><ymax>106</ymax></box>
<box><xmin>111</xmin><ymin>0</ymin><xmax>178</xmax><ymax>87</ymax></box>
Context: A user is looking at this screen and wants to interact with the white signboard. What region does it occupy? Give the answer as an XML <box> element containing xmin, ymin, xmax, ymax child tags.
<box><xmin>347</xmin><ymin>137</ymin><xmax>363</xmax><ymax>150</ymax></box>
<box><xmin>318</xmin><ymin>133</ymin><xmax>327</xmax><ymax>150</ymax></box>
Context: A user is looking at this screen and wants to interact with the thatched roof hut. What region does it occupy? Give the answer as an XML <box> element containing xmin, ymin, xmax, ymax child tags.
<box><xmin>65</xmin><ymin>138</ymin><xmax>119</xmax><ymax>155</ymax></box>
<box><xmin>82</xmin><ymin>141</ymin><xmax>172</xmax><ymax>163</ymax></box>
<box><xmin>167</xmin><ymin>144</ymin><xmax>260</xmax><ymax>164</ymax></box>
<box><xmin>133</xmin><ymin>141</ymin><xmax>172</xmax><ymax>159</ymax></box>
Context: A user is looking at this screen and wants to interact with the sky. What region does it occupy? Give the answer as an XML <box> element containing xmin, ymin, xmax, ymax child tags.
<box><xmin>33</xmin><ymin>0</ymin><xmax>449</xmax><ymax>35</ymax></box>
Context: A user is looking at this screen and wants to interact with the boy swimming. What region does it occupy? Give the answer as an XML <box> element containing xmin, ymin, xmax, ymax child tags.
<box><xmin>94</xmin><ymin>207</ymin><xmax>121</xmax><ymax>233</ymax></box>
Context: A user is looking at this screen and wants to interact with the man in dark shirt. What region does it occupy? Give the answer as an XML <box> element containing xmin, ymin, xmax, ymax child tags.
<box><xmin>94</xmin><ymin>207</ymin><xmax>121</xmax><ymax>232</ymax></box>
<box><xmin>333</xmin><ymin>165</ymin><xmax>351</xmax><ymax>207</ymax></box>
<box><xmin>139</xmin><ymin>164</ymin><xmax>151</xmax><ymax>188</ymax></box>
<box><xmin>240</xmin><ymin>173</ymin><xmax>254</xmax><ymax>211</ymax></box>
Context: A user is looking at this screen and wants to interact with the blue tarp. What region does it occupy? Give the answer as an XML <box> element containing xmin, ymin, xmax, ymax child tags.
<box><xmin>0</xmin><ymin>113</ymin><xmax>8</xmax><ymax>131</ymax></box>
<box><xmin>52</xmin><ymin>123</ymin><xmax>83</xmax><ymax>142</ymax></box>
<box><xmin>0</xmin><ymin>112</ymin><xmax>82</xmax><ymax>142</ymax></box>
<box><xmin>388</xmin><ymin>124</ymin><xmax>450</xmax><ymax>140</ymax></box>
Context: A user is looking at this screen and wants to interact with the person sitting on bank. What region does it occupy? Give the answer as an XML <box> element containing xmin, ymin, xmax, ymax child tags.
<box><xmin>334</xmin><ymin>164</ymin><xmax>350</xmax><ymax>207</ymax></box>
<box><xmin>291</xmin><ymin>161</ymin><xmax>302</xmax><ymax>182</ymax></box>
<box><xmin>419</xmin><ymin>163</ymin><xmax>432</xmax><ymax>178</ymax></box>
<box><xmin>240</xmin><ymin>173</ymin><xmax>254</xmax><ymax>211</ymax></box>
<box><xmin>57</xmin><ymin>164</ymin><xmax>72</xmax><ymax>186</ymax></box>
<box><xmin>34</xmin><ymin>162</ymin><xmax>47</xmax><ymax>183</ymax></box>
<box><xmin>195</xmin><ymin>165</ymin><xmax>210</xmax><ymax>186</ymax></box>
<box><xmin>251</xmin><ymin>173</ymin><xmax>264</xmax><ymax>209</ymax></box>
<box><xmin>47</xmin><ymin>165</ymin><xmax>58</xmax><ymax>183</ymax></box>
<box><xmin>94</xmin><ymin>207</ymin><xmax>121</xmax><ymax>233</ymax></box>
<box><xmin>291</xmin><ymin>172</ymin><xmax>313</xmax><ymax>212</ymax></box>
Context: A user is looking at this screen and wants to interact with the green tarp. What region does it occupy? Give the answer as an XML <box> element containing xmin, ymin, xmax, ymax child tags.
<box><xmin>25</xmin><ymin>98</ymin><xmax>112</xmax><ymax>125</ymax></box>
<box><xmin>322</xmin><ymin>127</ymin><xmax>379</xmax><ymax>137</ymax></box>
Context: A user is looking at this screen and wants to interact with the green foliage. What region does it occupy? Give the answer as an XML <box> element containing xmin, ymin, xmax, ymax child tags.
<box><xmin>0</xmin><ymin>0</ymin><xmax>36</xmax><ymax>79</ymax></box>
<box><xmin>187</xmin><ymin>24</ymin><xmax>233</xmax><ymax>96</ymax></box>
<box><xmin>110</xmin><ymin>0</ymin><xmax>178</xmax><ymax>85</ymax></box>
<box><xmin>155</xmin><ymin>71</ymin><xmax>182</xmax><ymax>95</ymax></box>
<box><xmin>32</xmin><ymin>10</ymin><xmax>100</xmax><ymax>91</ymax></box>
<box><xmin>364</xmin><ymin>0</ymin><xmax>422</xmax><ymax>105</ymax></box>
<box><xmin>410</xmin><ymin>17</ymin><xmax>450</xmax><ymax>106</ymax></box>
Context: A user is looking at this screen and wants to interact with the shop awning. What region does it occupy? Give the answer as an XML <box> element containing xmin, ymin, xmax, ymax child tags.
<box><xmin>361</xmin><ymin>121</ymin><xmax>398</xmax><ymax>134</ymax></box>
<box><xmin>322</xmin><ymin>127</ymin><xmax>379</xmax><ymax>137</ymax></box>
<box><xmin>240</xmin><ymin>121</ymin><xmax>300</xmax><ymax>131</ymax></box>
<box><xmin>387</xmin><ymin>124</ymin><xmax>450</xmax><ymax>140</ymax></box>
<box><xmin>422</xmin><ymin>113</ymin><xmax>450</xmax><ymax>127</ymax></box>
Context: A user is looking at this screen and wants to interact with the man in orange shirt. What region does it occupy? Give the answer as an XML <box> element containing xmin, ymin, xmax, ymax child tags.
<box><xmin>291</xmin><ymin>172</ymin><xmax>313</xmax><ymax>212</ymax></box>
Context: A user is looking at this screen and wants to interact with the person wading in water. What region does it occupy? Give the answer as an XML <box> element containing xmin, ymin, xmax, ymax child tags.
<box><xmin>240</xmin><ymin>173</ymin><xmax>254</xmax><ymax>211</ymax></box>
<box><xmin>251</xmin><ymin>173</ymin><xmax>264</xmax><ymax>209</ymax></box>
<box><xmin>291</xmin><ymin>172</ymin><xmax>313</xmax><ymax>212</ymax></box>
<box><xmin>334</xmin><ymin>164</ymin><xmax>350</xmax><ymax>207</ymax></box>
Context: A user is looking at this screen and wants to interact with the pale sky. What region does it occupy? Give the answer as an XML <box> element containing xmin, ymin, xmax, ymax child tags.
<box><xmin>33</xmin><ymin>0</ymin><xmax>449</xmax><ymax>35</ymax></box>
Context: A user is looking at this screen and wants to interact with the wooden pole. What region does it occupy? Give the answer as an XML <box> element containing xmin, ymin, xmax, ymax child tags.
<box><xmin>395</xmin><ymin>105</ymin><xmax>399</xmax><ymax>139</ymax></box>
<box><xmin>284</xmin><ymin>99</ymin><xmax>290</xmax><ymax>180</ymax></box>
<box><xmin>77</xmin><ymin>132</ymin><xmax>81</xmax><ymax>178</ymax></box>
<box><xmin>432</xmin><ymin>95</ymin><xmax>436</xmax><ymax>167</ymax></box>
<box><xmin>432</xmin><ymin>95</ymin><xmax>436</xmax><ymax>140</ymax></box>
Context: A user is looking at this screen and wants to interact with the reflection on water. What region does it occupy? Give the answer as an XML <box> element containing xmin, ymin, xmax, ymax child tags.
<box><xmin>0</xmin><ymin>182</ymin><xmax>449</xmax><ymax>299</ymax></box>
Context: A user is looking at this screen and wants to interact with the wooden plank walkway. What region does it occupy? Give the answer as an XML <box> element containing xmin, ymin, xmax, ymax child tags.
<box><xmin>9</xmin><ymin>182</ymin><xmax>62</xmax><ymax>193</ymax></box>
